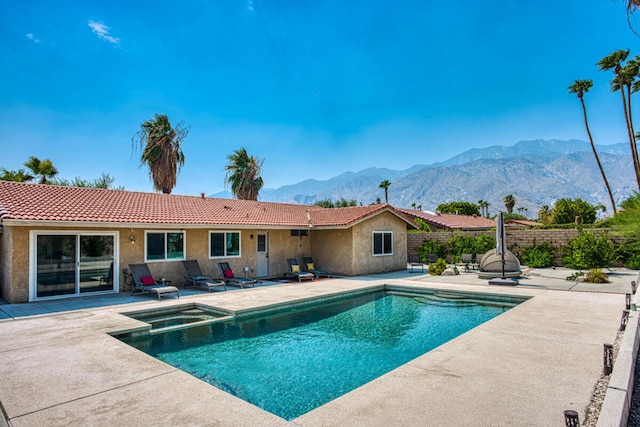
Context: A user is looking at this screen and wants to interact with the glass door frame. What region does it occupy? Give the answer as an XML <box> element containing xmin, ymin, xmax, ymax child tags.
<box><xmin>29</xmin><ymin>230</ymin><xmax>119</xmax><ymax>301</ymax></box>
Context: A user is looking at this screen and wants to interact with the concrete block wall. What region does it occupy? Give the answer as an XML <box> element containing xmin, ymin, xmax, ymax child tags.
<box><xmin>407</xmin><ymin>228</ymin><xmax>626</xmax><ymax>267</ymax></box>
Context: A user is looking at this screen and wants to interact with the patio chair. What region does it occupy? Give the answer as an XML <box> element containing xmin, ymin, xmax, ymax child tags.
<box><xmin>475</xmin><ymin>253</ymin><xmax>485</xmax><ymax>270</ymax></box>
<box><xmin>461</xmin><ymin>254</ymin><xmax>473</xmax><ymax>272</ymax></box>
<box><xmin>98</xmin><ymin>261</ymin><xmax>113</xmax><ymax>286</ymax></box>
<box><xmin>286</xmin><ymin>258</ymin><xmax>314</xmax><ymax>282</ymax></box>
<box><xmin>427</xmin><ymin>254</ymin><xmax>438</xmax><ymax>264</ymax></box>
<box><xmin>217</xmin><ymin>262</ymin><xmax>256</xmax><ymax>288</ymax></box>
<box><xmin>302</xmin><ymin>257</ymin><xmax>331</xmax><ymax>278</ymax></box>
<box><xmin>128</xmin><ymin>263</ymin><xmax>180</xmax><ymax>300</ymax></box>
<box><xmin>407</xmin><ymin>254</ymin><xmax>424</xmax><ymax>273</ymax></box>
<box><xmin>182</xmin><ymin>260</ymin><xmax>226</xmax><ymax>292</ymax></box>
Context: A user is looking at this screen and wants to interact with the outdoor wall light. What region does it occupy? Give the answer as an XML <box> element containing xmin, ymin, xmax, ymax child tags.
<box><xmin>129</xmin><ymin>235</ymin><xmax>136</xmax><ymax>244</ymax></box>
<box><xmin>250</xmin><ymin>234</ymin><xmax>254</xmax><ymax>239</ymax></box>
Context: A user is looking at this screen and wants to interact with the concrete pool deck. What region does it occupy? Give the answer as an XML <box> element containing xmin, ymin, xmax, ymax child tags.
<box><xmin>0</xmin><ymin>267</ymin><xmax>636</xmax><ymax>426</ymax></box>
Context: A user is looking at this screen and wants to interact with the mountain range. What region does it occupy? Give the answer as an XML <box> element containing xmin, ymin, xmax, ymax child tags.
<box><xmin>215</xmin><ymin>139</ymin><xmax>637</xmax><ymax>217</ymax></box>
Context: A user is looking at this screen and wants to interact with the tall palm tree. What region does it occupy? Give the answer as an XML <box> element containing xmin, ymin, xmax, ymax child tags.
<box><xmin>568</xmin><ymin>79</ymin><xmax>617</xmax><ymax>214</ymax></box>
<box><xmin>23</xmin><ymin>156</ymin><xmax>58</xmax><ymax>184</ymax></box>
<box><xmin>379</xmin><ymin>180</ymin><xmax>391</xmax><ymax>204</ymax></box>
<box><xmin>225</xmin><ymin>148</ymin><xmax>264</xmax><ymax>200</ymax></box>
<box><xmin>625</xmin><ymin>0</ymin><xmax>640</xmax><ymax>34</ymax></box>
<box><xmin>597</xmin><ymin>50</ymin><xmax>640</xmax><ymax>190</ymax></box>
<box><xmin>132</xmin><ymin>114</ymin><xmax>189</xmax><ymax>194</ymax></box>
<box><xmin>503</xmin><ymin>194</ymin><xmax>516</xmax><ymax>214</ymax></box>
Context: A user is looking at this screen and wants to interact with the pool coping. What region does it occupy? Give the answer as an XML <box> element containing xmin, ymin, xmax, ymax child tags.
<box><xmin>0</xmin><ymin>276</ymin><xmax>629</xmax><ymax>426</ymax></box>
<box><xmin>597</xmin><ymin>272</ymin><xmax>640</xmax><ymax>427</ymax></box>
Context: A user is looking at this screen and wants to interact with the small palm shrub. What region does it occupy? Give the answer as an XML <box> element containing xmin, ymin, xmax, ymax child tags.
<box><xmin>562</xmin><ymin>231</ymin><xmax>615</xmax><ymax>269</ymax></box>
<box><xmin>521</xmin><ymin>242</ymin><xmax>554</xmax><ymax>268</ymax></box>
<box><xmin>428</xmin><ymin>258</ymin><xmax>448</xmax><ymax>276</ymax></box>
<box><xmin>584</xmin><ymin>268</ymin><xmax>609</xmax><ymax>283</ymax></box>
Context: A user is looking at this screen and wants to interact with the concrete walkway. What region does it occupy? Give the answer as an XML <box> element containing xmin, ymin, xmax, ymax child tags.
<box><xmin>0</xmin><ymin>267</ymin><xmax>636</xmax><ymax>426</ymax></box>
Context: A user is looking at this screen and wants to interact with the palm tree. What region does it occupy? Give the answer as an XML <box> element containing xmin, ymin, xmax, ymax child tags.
<box><xmin>503</xmin><ymin>194</ymin><xmax>516</xmax><ymax>214</ymax></box>
<box><xmin>0</xmin><ymin>168</ymin><xmax>33</xmax><ymax>182</ymax></box>
<box><xmin>23</xmin><ymin>156</ymin><xmax>58</xmax><ymax>184</ymax></box>
<box><xmin>624</xmin><ymin>0</ymin><xmax>640</xmax><ymax>34</ymax></box>
<box><xmin>568</xmin><ymin>79</ymin><xmax>617</xmax><ymax>214</ymax></box>
<box><xmin>132</xmin><ymin>114</ymin><xmax>189</xmax><ymax>194</ymax></box>
<box><xmin>477</xmin><ymin>200</ymin><xmax>490</xmax><ymax>218</ymax></box>
<box><xmin>379</xmin><ymin>180</ymin><xmax>391</xmax><ymax>204</ymax></box>
<box><xmin>538</xmin><ymin>205</ymin><xmax>553</xmax><ymax>224</ymax></box>
<box><xmin>597</xmin><ymin>50</ymin><xmax>640</xmax><ymax>191</ymax></box>
<box><xmin>225</xmin><ymin>148</ymin><xmax>264</xmax><ymax>200</ymax></box>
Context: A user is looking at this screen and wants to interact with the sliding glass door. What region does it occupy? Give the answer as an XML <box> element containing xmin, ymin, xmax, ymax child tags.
<box><xmin>33</xmin><ymin>231</ymin><xmax>117</xmax><ymax>300</ymax></box>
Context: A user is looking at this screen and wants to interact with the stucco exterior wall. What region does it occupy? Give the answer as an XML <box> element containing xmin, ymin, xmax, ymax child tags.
<box><xmin>311</xmin><ymin>229</ymin><xmax>354</xmax><ymax>275</ymax></box>
<box><xmin>350</xmin><ymin>211</ymin><xmax>408</xmax><ymax>276</ymax></box>
<box><xmin>0</xmin><ymin>226</ymin><xmax>14</xmax><ymax>302</ymax></box>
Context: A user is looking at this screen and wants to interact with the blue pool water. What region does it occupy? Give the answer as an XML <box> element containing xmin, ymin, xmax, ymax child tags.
<box><xmin>119</xmin><ymin>289</ymin><xmax>522</xmax><ymax>420</ymax></box>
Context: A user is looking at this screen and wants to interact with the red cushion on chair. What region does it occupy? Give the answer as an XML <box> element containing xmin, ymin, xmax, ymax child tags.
<box><xmin>224</xmin><ymin>270</ymin><xmax>234</xmax><ymax>279</ymax></box>
<box><xmin>140</xmin><ymin>275</ymin><xmax>155</xmax><ymax>286</ymax></box>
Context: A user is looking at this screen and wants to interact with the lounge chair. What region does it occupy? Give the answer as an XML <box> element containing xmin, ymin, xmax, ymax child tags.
<box><xmin>427</xmin><ymin>254</ymin><xmax>438</xmax><ymax>264</ymax></box>
<box><xmin>302</xmin><ymin>257</ymin><xmax>331</xmax><ymax>278</ymax></box>
<box><xmin>128</xmin><ymin>263</ymin><xmax>180</xmax><ymax>300</ymax></box>
<box><xmin>286</xmin><ymin>258</ymin><xmax>314</xmax><ymax>282</ymax></box>
<box><xmin>474</xmin><ymin>253</ymin><xmax>485</xmax><ymax>270</ymax></box>
<box><xmin>182</xmin><ymin>260</ymin><xmax>226</xmax><ymax>292</ymax></box>
<box><xmin>217</xmin><ymin>262</ymin><xmax>257</xmax><ymax>288</ymax></box>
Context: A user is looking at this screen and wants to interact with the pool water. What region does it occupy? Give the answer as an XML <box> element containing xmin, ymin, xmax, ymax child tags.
<box><xmin>119</xmin><ymin>289</ymin><xmax>522</xmax><ymax>420</ymax></box>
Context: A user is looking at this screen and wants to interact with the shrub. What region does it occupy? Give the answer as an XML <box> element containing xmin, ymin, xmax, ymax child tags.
<box><xmin>474</xmin><ymin>234</ymin><xmax>496</xmax><ymax>253</ymax></box>
<box><xmin>417</xmin><ymin>239</ymin><xmax>444</xmax><ymax>262</ymax></box>
<box><xmin>428</xmin><ymin>258</ymin><xmax>448</xmax><ymax>276</ymax></box>
<box><xmin>521</xmin><ymin>242</ymin><xmax>555</xmax><ymax>268</ymax></box>
<box><xmin>584</xmin><ymin>268</ymin><xmax>609</xmax><ymax>283</ymax></box>
<box><xmin>562</xmin><ymin>231</ymin><xmax>615</xmax><ymax>269</ymax></box>
<box><xmin>616</xmin><ymin>239</ymin><xmax>640</xmax><ymax>270</ymax></box>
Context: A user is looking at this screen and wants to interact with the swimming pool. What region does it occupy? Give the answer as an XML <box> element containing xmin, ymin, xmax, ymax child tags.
<box><xmin>117</xmin><ymin>287</ymin><xmax>526</xmax><ymax>420</ymax></box>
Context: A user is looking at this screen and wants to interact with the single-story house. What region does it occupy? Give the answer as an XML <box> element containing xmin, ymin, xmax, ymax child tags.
<box><xmin>396</xmin><ymin>208</ymin><xmax>496</xmax><ymax>231</ymax></box>
<box><xmin>0</xmin><ymin>181</ymin><xmax>417</xmax><ymax>303</ymax></box>
<box><xmin>504</xmin><ymin>219</ymin><xmax>540</xmax><ymax>229</ymax></box>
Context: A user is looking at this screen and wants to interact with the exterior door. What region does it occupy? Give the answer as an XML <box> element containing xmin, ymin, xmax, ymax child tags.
<box><xmin>32</xmin><ymin>231</ymin><xmax>117</xmax><ymax>300</ymax></box>
<box><xmin>256</xmin><ymin>233</ymin><xmax>269</xmax><ymax>277</ymax></box>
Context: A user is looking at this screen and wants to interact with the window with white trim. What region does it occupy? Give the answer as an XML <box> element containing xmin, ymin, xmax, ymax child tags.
<box><xmin>210</xmin><ymin>231</ymin><xmax>241</xmax><ymax>258</ymax></box>
<box><xmin>145</xmin><ymin>231</ymin><xmax>185</xmax><ymax>261</ymax></box>
<box><xmin>372</xmin><ymin>231</ymin><xmax>393</xmax><ymax>256</ymax></box>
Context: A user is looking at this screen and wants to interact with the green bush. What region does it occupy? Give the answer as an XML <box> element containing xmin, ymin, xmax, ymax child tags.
<box><xmin>521</xmin><ymin>242</ymin><xmax>555</xmax><ymax>268</ymax></box>
<box><xmin>428</xmin><ymin>258</ymin><xmax>448</xmax><ymax>275</ymax></box>
<box><xmin>562</xmin><ymin>231</ymin><xmax>615</xmax><ymax>269</ymax></box>
<box><xmin>473</xmin><ymin>234</ymin><xmax>496</xmax><ymax>253</ymax></box>
<box><xmin>616</xmin><ymin>239</ymin><xmax>640</xmax><ymax>270</ymax></box>
<box><xmin>417</xmin><ymin>239</ymin><xmax>444</xmax><ymax>262</ymax></box>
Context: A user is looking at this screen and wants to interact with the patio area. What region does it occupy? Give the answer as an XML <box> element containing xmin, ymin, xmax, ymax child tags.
<box><xmin>0</xmin><ymin>267</ymin><xmax>636</xmax><ymax>426</ymax></box>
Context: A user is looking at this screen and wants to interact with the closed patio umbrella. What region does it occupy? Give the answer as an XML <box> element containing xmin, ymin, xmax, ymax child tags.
<box><xmin>489</xmin><ymin>212</ymin><xmax>518</xmax><ymax>285</ymax></box>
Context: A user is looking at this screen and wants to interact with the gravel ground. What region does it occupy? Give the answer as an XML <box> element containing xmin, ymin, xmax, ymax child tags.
<box><xmin>583</xmin><ymin>331</ymin><xmax>623</xmax><ymax>427</ymax></box>
<box><xmin>627</xmin><ymin>342</ymin><xmax>640</xmax><ymax>427</ymax></box>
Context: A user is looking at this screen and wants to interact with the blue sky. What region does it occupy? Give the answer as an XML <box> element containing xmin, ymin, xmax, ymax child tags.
<box><xmin>0</xmin><ymin>0</ymin><xmax>637</xmax><ymax>195</ymax></box>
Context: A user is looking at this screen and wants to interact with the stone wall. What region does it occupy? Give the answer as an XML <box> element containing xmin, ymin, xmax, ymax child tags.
<box><xmin>407</xmin><ymin>228</ymin><xmax>626</xmax><ymax>266</ymax></box>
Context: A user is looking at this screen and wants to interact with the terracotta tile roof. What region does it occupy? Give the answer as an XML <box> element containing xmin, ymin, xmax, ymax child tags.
<box><xmin>505</xmin><ymin>219</ymin><xmax>540</xmax><ymax>227</ymax></box>
<box><xmin>0</xmin><ymin>181</ymin><xmax>414</xmax><ymax>229</ymax></box>
<box><xmin>396</xmin><ymin>208</ymin><xmax>496</xmax><ymax>230</ymax></box>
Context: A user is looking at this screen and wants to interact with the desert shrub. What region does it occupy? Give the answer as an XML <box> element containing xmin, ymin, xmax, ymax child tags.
<box><xmin>562</xmin><ymin>231</ymin><xmax>615</xmax><ymax>269</ymax></box>
<box><xmin>584</xmin><ymin>268</ymin><xmax>609</xmax><ymax>283</ymax></box>
<box><xmin>616</xmin><ymin>239</ymin><xmax>640</xmax><ymax>270</ymax></box>
<box><xmin>474</xmin><ymin>234</ymin><xmax>496</xmax><ymax>253</ymax></box>
<box><xmin>521</xmin><ymin>242</ymin><xmax>554</xmax><ymax>268</ymax></box>
<box><xmin>428</xmin><ymin>258</ymin><xmax>448</xmax><ymax>276</ymax></box>
<box><xmin>444</xmin><ymin>234</ymin><xmax>476</xmax><ymax>262</ymax></box>
<box><xmin>417</xmin><ymin>239</ymin><xmax>444</xmax><ymax>262</ymax></box>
